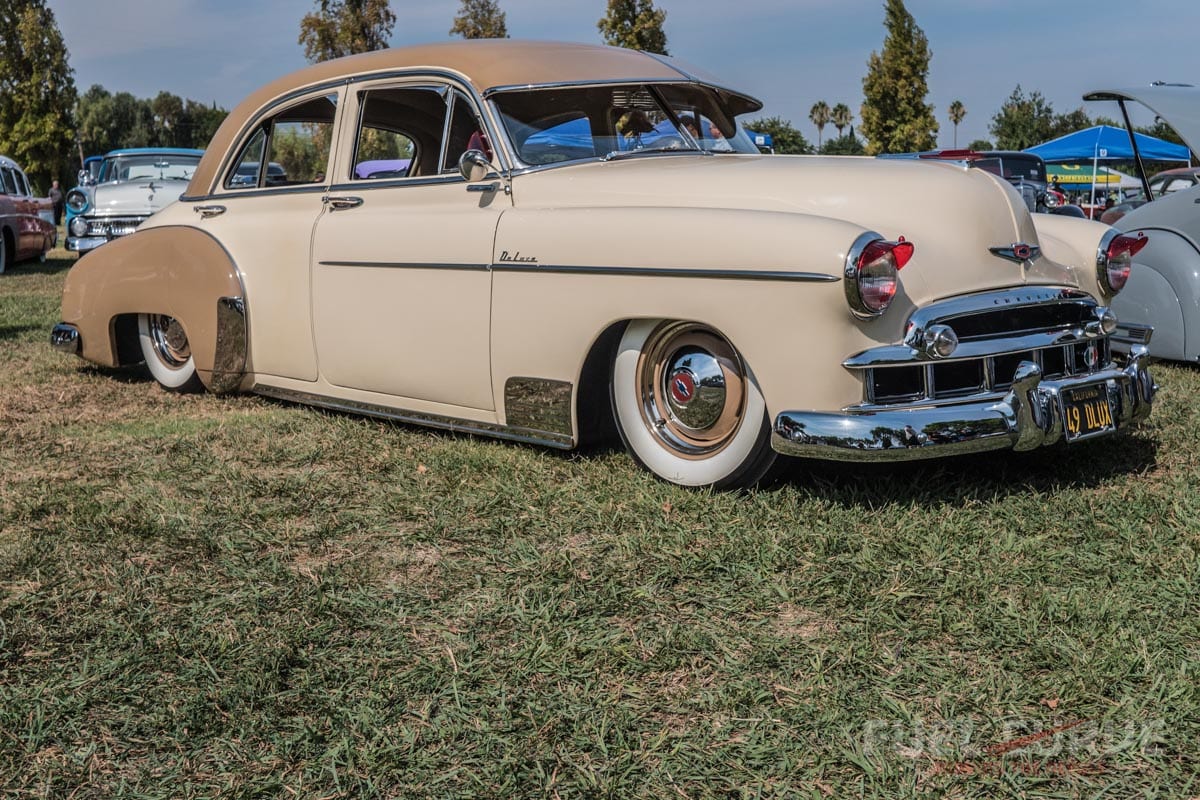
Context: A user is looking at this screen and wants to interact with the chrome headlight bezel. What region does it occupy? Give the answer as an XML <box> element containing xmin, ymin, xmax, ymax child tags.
<box><xmin>66</xmin><ymin>189</ymin><xmax>89</xmax><ymax>214</ymax></box>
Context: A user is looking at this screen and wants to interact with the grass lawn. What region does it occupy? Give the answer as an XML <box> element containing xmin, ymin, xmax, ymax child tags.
<box><xmin>2</xmin><ymin>251</ymin><xmax>1198</xmax><ymax>798</ymax></box>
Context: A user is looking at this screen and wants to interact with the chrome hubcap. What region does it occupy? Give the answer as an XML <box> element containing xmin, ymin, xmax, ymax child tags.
<box><xmin>637</xmin><ymin>322</ymin><xmax>746</xmax><ymax>459</ymax></box>
<box><xmin>149</xmin><ymin>314</ymin><xmax>190</xmax><ymax>367</ymax></box>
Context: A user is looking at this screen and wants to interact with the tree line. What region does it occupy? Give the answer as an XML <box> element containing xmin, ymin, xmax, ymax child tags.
<box><xmin>0</xmin><ymin>0</ymin><xmax>1188</xmax><ymax>193</ymax></box>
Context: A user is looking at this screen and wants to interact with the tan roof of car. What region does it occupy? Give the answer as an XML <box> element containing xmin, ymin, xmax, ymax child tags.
<box><xmin>188</xmin><ymin>40</ymin><xmax>710</xmax><ymax>196</ymax></box>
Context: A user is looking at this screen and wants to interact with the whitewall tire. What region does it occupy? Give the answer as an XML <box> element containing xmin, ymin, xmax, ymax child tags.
<box><xmin>611</xmin><ymin>319</ymin><xmax>777</xmax><ymax>488</ymax></box>
<box><xmin>138</xmin><ymin>313</ymin><xmax>203</xmax><ymax>392</ymax></box>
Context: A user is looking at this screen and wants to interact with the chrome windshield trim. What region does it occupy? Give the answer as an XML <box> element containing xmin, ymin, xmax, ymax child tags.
<box><xmin>491</xmin><ymin>264</ymin><xmax>838</xmax><ymax>282</ymax></box>
<box><xmin>253</xmin><ymin>384</ymin><xmax>575</xmax><ymax>449</ymax></box>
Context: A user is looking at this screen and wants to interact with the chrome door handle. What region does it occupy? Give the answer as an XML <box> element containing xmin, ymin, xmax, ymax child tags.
<box><xmin>193</xmin><ymin>204</ymin><xmax>226</xmax><ymax>219</ymax></box>
<box><xmin>323</xmin><ymin>195</ymin><xmax>363</xmax><ymax>211</ymax></box>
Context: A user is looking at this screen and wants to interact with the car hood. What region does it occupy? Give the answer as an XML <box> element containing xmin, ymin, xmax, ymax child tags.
<box><xmin>1085</xmin><ymin>85</ymin><xmax>1200</xmax><ymax>155</ymax></box>
<box><xmin>87</xmin><ymin>178</ymin><xmax>189</xmax><ymax>216</ymax></box>
<box><xmin>511</xmin><ymin>154</ymin><xmax>1089</xmax><ymax>304</ymax></box>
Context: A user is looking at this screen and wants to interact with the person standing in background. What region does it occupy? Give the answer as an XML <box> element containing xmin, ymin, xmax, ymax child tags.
<box><xmin>48</xmin><ymin>179</ymin><xmax>64</xmax><ymax>226</ymax></box>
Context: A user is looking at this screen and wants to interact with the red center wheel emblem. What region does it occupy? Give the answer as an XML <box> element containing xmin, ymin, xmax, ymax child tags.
<box><xmin>669</xmin><ymin>370</ymin><xmax>696</xmax><ymax>404</ymax></box>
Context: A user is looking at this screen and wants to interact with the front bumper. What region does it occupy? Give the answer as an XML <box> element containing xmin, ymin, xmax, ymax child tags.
<box><xmin>771</xmin><ymin>347</ymin><xmax>1155</xmax><ymax>462</ymax></box>
<box><xmin>66</xmin><ymin>235</ymin><xmax>109</xmax><ymax>252</ymax></box>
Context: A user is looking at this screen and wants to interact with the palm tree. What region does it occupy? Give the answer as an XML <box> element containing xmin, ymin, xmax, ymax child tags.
<box><xmin>948</xmin><ymin>100</ymin><xmax>966</xmax><ymax>148</ymax></box>
<box><xmin>809</xmin><ymin>101</ymin><xmax>831</xmax><ymax>149</ymax></box>
<box><xmin>831</xmin><ymin>103</ymin><xmax>852</xmax><ymax>138</ymax></box>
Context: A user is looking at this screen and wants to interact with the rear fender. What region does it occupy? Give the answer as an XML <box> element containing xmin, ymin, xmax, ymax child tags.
<box><xmin>60</xmin><ymin>226</ymin><xmax>248</xmax><ymax>391</ymax></box>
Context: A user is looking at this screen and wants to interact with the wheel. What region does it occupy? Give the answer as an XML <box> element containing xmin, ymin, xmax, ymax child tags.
<box><xmin>611</xmin><ymin>320</ymin><xmax>777</xmax><ymax>488</ymax></box>
<box><xmin>138</xmin><ymin>313</ymin><xmax>203</xmax><ymax>392</ymax></box>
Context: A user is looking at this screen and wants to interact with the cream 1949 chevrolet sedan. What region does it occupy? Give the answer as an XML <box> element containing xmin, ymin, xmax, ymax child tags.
<box><xmin>51</xmin><ymin>41</ymin><xmax>1156</xmax><ymax>487</ymax></box>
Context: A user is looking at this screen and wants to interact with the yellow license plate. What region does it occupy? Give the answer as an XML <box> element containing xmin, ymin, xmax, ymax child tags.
<box><xmin>1062</xmin><ymin>383</ymin><xmax>1115</xmax><ymax>441</ymax></box>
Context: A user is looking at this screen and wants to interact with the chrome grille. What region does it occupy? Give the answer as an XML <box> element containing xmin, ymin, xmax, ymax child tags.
<box><xmin>84</xmin><ymin>216</ymin><xmax>147</xmax><ymax>238</ymax></box>
<box><xmin>846</xmin><ymin>288</ymin><xmax>1115</xmax><ymax>409</ymax></box>
<box><xmin>865</xmin><ymin>339</ymin><xmax>1111</xmax><ymax>405</ymax></box>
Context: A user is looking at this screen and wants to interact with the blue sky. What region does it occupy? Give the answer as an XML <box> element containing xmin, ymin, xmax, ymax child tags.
<box><xmin>46</xmin><ymin>0</ymin><xmax>1197</xmax><ymax>149</ymax></box>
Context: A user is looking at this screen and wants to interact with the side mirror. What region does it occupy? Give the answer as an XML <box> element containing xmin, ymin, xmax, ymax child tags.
<box><xmin>458</xmin><ymin>149</ymin><xmax>491</xmax><ymax>183</ymax></box>
<box><xmin>77</xmin><ymin>168</ymin><xmax>94</xmax><ymax>186</ymax></box>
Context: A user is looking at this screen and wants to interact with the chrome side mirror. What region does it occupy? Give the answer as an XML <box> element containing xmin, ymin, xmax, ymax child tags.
<box><xmin>77</xmin><ymin>168</ymin><xmax>95</xmax><ymax>187</ymax></box>
<box><xmin>458</xmin><ymin>149</ymin><xmax>491</xmax><ymax>183</ymax></box>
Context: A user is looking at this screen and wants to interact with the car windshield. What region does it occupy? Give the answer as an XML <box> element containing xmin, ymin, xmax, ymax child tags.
<box><xmin>973</xmin><ymin>155</ymin><xmax>1044</xmax><ymax>182</ymax></box>
<box><xmin>491</xmin><ymin>83</ymin><xmax>758</xmax><ymax>166</ymax></box>
<box><xmin>99</xmin><ymin>153</ymin><xmax>201</xmax><ymax>183</ymax></box>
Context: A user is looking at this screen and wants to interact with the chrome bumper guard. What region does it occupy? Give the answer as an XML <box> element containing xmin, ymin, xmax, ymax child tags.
<box><xmin>50</xmin><ymin>323</ymin><xmax>81</xmax><ymax>354</ymax></box>
<box><xmin>772</xmin><ymin>346</ymin><xmax>1155</xmax><ymax>462</ymax></box>
<box><xmin>66</xmin><ymin>235</ymin><xmax>109</xmax><ymax>252</ymax></box>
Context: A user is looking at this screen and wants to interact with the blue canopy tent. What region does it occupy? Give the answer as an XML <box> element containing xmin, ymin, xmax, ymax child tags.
<box><xmin>1026</xmin><ymin>124</ymin><xmax>1190</xmax><ymax>163</ymax></box>
<box><xmin>1026</xmin><ymin>125</ymin><xmax>1191</xmax><ymax>203</ymax></box>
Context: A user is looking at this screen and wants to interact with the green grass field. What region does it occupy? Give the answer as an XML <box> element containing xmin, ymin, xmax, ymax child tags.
<box><xmin>2</xmin><ymin>253</ymin><xmax>1198</xmax><ymax>798</ymax></box>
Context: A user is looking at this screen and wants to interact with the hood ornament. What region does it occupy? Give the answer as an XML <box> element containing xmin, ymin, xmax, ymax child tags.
<box><xmin>990</xmin><ymin>243</ymin><xmax>1041</xmax><ymax>263</ymax></box>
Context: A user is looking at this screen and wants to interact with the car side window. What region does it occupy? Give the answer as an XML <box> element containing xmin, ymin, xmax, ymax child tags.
<box><xmin>441</xmin><ymin>91</ymin><xmax>485</xmax><ymax>173</ymax></box>
<box><xmin>0</xmin><ymin>168</ymin><xmax>17</xmax><ymax>196</ymax></box>
<box><xmin>227</xmin><ymin>128</ymin><xmax>268</xmax><ymax>189</ymax></box>
<box><xmin>16</xmin><ymin>169</ymin><xmax>32</xmax><ymax>196</ymax></box>
<box><xmin>351</xmin><ymin>85</ymin><xmax>452</xmax><ymax>180</ymax></box>
<box><xmin>224</xmin><ymin>93</ymin><xmax>337</xmax><ymax>190</ymax></box>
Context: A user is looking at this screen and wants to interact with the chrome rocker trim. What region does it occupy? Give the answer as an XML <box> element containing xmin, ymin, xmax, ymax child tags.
<box><xmin>771</xmin><ymin>346</ymin><xmax>1155</xmax><ymax>462</ymax></box>
<box><xmin>252</xmin><ymin>385</ymin><xmax>575</xmax><ymax>450</ymax></box>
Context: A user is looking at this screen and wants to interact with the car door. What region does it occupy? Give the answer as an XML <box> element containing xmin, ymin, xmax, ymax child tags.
<box><xmin>310</xmin><ymin>83</ymin><xmax>506</xmax><ymax>411</ymax></box>
<box><xmin>190</xmin><ymin>89</ymin><xmax>345</xmax><ymax>383</ymax></box>
<box><xmin>0</xmin><ymin>167</ymin><xmax>31</xmax><ymax>257</ymax></box>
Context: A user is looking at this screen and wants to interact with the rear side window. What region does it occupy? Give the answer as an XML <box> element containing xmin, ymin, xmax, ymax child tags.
<box><xmin>225</xmin><ymin>93</ymin><xmax>338</xmax><ymax>190</ymax></box>
<box><xmin>0</xmin><ymin>168</ymin><xmax>18</xmax><ymax>195</ymax></box>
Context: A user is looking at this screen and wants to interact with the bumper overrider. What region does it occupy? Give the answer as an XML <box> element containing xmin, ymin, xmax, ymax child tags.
<box><xmin>771</xmin><ymin>346</ymin><xmax>1155</xmax><ymax>462</ymax></box>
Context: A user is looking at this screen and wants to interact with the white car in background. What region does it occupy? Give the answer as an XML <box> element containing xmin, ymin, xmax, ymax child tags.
<box><xmin>1085</xmin><ymin>84</ymin><xmax>1200</xmax><ymax>360</ymax></box>
<box><xmin>65</xmin><ymin>148</ymin><xmax>203</xmax><ymax>256</ymax></box>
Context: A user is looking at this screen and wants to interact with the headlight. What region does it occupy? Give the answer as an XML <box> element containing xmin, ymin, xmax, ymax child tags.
<box><xmin>1097</xmin><ymin>230</ymin><xmax>1148</xmax><ymax>295</ymax></box>
<box><xmin>66</xmin><ymin>189</ymin><xmax>88</xmax><ymax>213</ymax></box>
<box><xmin>69</xmin><ymin>216</ymin><xmax>88</xmax><ymax>237</ymax></box>
<box><xmin>844</xmin><ymin>232</ymin><xmax>915</xmax><ymax>318</ymax></box>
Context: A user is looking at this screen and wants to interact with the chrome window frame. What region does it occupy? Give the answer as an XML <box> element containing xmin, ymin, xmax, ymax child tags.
<box><xmin>193</xmin><ymin>69</ymin><xmax>509</xmax><ymax>203</ymax></box>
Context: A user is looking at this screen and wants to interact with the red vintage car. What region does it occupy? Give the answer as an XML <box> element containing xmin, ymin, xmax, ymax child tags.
<box><xmin>0</xmin><ymin>154</ymin><xmax>56</xmax><ymax>272</ymax></box>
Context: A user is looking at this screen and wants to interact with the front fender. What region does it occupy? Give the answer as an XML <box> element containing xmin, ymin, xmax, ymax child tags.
<box><xmin>60</xmin><ymin>225</ymin><xmax>248</xmax><ymax>391</ymax></box>
<box><xmin>490</xmin><ymin>206</ymin><xmax>878</xmax><ymax>420</ymax></box>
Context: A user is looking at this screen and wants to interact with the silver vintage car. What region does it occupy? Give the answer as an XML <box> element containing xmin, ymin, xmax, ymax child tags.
<box><xmin>1087</xmin><ymin>84</ymin><xmax>1200</xmax><ymax>361</ymax></box>
<box><xmin>65</xmin><ymin>147</ymin><xmax>203</xmax><ymax>256</ymax></box>
<box><xmin>51</xmin><ymin>41</ymin><xmax>1156</xmax><ymax>488</ymax></box>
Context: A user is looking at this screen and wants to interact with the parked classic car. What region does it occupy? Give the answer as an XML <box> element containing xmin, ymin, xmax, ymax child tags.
<box><xmin>1084</xmin><ymin>85</ymin><xmax>1200</xmax><ymax>361</ymax></box>
<box><xmin>0</xmin><ymin>154</ymin><xmax>56</xmax><ymax>273</ymax></box>
<box><xmin>50</xmin><ymin>41</ymin><xmax>1156</xmax><ymax>487</ymax></box>
<box><xmin>65</xmin><ymin>147</ymin><xmax>204</xmax><ymax>255</ymax></box>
